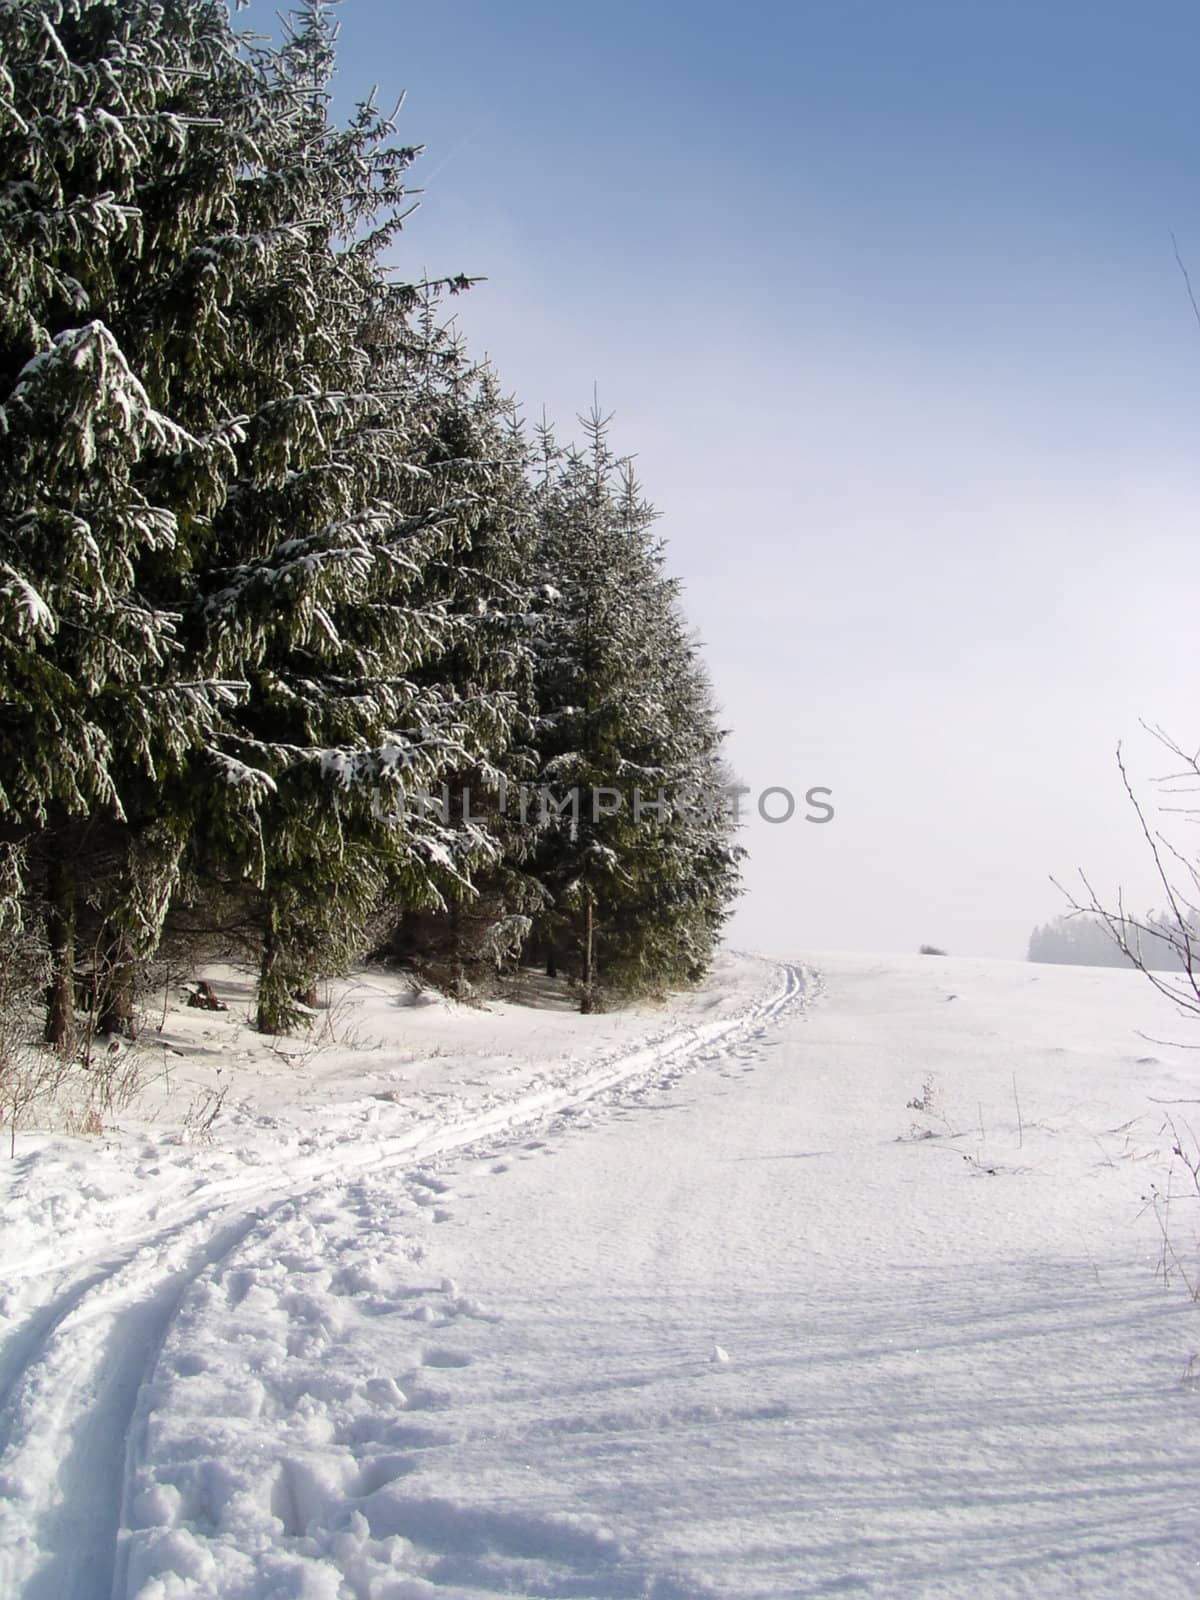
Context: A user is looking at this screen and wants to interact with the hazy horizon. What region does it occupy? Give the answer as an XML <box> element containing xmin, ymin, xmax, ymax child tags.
<box><xmin>300</xmin><ymin>0</ymin><xmax>1200</xmax><ymax>961</ymax></box>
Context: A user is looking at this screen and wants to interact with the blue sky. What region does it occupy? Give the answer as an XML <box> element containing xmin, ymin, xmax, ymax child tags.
<box><xmin>280</xmin><ymin>0</ymin><xmax>1200</xmax><ymax>958</ymax></box>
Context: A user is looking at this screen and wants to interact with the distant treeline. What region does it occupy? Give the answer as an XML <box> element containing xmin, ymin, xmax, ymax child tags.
<box><xmin>1027</xmin><ymin>913</ymin><xmax>1193</xmax><ymax>970</ymax></box>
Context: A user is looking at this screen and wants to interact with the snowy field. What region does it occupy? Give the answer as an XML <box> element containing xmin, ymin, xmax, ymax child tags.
<box><xmin>1</xmin><ymin>951</ymin><xmax>1198</xmax><ymax>1598</ymax></box>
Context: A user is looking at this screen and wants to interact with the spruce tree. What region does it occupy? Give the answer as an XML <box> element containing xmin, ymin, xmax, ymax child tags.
<box><xmin>379</xmin><ymin>328</ymin><xmax>544</xmax><ymax>994</ymax></box>
<box><xmin>0</xmin><ymin>0</ymin><xmax>281</xmax><ymax>1042</ymax></box>
<box><xmin>2</xmin><ymin>0</ymin><xmax>738</xmax><ymax>1041</ymax></box>
<box><xmin>526</xmin><ymin>407</ymin><xmax>740</xmax><ymax>1007</ymax></box>
<box><xmin>184</xmin><ymin>7</ymin><xmax>537</xmax><ymax>1030</ymax></box>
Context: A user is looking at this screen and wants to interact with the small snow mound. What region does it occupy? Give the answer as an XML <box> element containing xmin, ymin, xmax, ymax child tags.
<box><xmin>363</xmin><ymin>1377</ymin><xmax>407</xmax><ymax>1407</ymax></box>
<box><xmin>710</xmin><ymin>1344</ymin><xmax>730</xmax><ymax>1364</ymax></box>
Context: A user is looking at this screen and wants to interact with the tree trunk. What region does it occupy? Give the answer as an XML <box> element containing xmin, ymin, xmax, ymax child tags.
<box><xmin>44</xmin><ymin>852</ymin><xmax>76</xmax><ymax>1051</ymax></box>
<box><xmin>98</xmin><ymin>936</ymin><xmax>139</xmax><ymax>1040</ymax></box>
<box><xmin>257</xmin><ymin>918</ymin><xmax>309</xmax><ymax>1035</ymax></box>
<box><xmin>256</xmin><ymin>918</ymin><xmax>280</xmax><ymax>1035</ymax></box>
<box><xmin>580</xmin><ymin>897</ymin><xmax>594</xmax><ymax>1014</ymax></box>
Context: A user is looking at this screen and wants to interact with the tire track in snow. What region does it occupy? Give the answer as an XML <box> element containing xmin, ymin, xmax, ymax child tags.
<box><xmin>2</xmin><ymin>958</ymin><xmax>811</xmax><ymax>1321</ymax></box>
<box><xmin>0</xmin><ymin>955</ymin><xmax>811</xmax><ymax>1599</ymax></box>
<box><xmin>0</xmin><ymin>1210</ymin><xmax>268</xmax><ymax>1600</ymax></box>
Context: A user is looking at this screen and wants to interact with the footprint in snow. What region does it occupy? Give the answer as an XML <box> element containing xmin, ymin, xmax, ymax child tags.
<box><xmin>411</xmin><ymin>1172</ymin><xmax>451</xmax><ymax>1194</ymax></box>
<box><xmin>420</xmin><ymin>1346</ymin><xmax>473</xmax><ymax>1369</ymax></box>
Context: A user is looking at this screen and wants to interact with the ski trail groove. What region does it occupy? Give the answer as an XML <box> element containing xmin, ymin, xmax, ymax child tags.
<box><xmin>0</xmin><ymin>956</ymin><xmax>810</xmax><ymax>1599</ymax></box>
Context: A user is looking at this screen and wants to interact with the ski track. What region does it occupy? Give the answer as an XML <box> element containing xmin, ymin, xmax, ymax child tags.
<box><xmin>0</xmin><ymin>955</ymin><xmax>809</xmax><ymax>1600</ymax></box>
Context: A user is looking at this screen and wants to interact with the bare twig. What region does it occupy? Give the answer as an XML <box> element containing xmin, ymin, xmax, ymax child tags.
<box><xmin>1171</xmin><ymin>232</ymin><xmax>1200</xmax><ymax>337</ymax></box>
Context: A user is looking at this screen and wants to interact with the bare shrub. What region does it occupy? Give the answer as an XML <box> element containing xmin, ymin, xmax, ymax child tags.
<box><xmin>1064</xmin><ymin>726</ymin><xmax>1200</xmax><ymax>1018</ymax></box>
<box><xmin>0</xmin><ymin>923</ymin><xmax>68</xmax><ymax>1156</ymax></box>
<box><xmin>903</xmin><ymin>1073</ymin><xmax>951</xmax><ymax>1140</ymax></box>
<box><xmin>1069</xmin><ymin>726</ymin><xmax>1200</xmax><ymax>1321</ymax></box>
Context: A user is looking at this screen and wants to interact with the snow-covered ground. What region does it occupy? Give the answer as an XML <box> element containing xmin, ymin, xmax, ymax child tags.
<box><xmin>1</xmin><ymin>951</ymin><xmax>1198</xmax><ymax>1597</ymax></box>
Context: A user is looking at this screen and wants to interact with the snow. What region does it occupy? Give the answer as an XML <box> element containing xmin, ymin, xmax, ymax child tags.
<box><xmin>0</xmin><ymin>563</ymin><xmax>55</xmax><ymax>637</ymax></box>
<box><xmin>6</xmin><ymin>321</ymin><xmax>199</xmax><ymax>470</ymax></box>
<box><xmin>1</xmin><ymin>951</ymin><xmax>1198</xmax><ymax>1597</ymax></box>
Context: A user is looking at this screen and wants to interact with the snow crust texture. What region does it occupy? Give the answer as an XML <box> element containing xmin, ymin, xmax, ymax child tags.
<box><xmin>0</xmin><ymin>954</ymin><xmax>801</xmax><ymax>1598</ymax></box>
<box><xmin>2</xmin><ymin>952</ymin><xmax>1200</xmax><ymax>1597</ymax></box>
